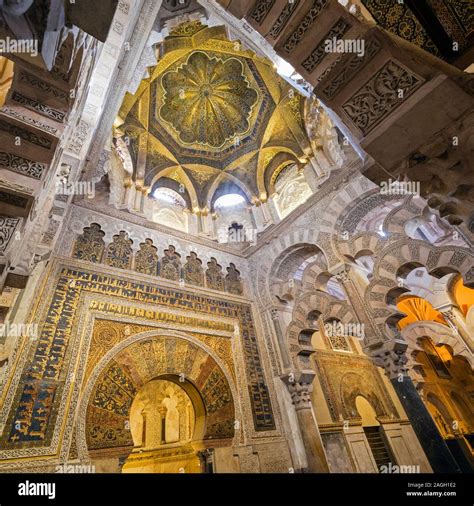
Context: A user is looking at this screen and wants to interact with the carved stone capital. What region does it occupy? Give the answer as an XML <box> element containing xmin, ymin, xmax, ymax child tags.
<box><xmin>332</xmin><ymin>264</ymin><xmax>351</xmax><ymax>283</ymax></box>
<box><xmin>289</xmin><ymin>382</ymin><xmax>313</xmax><ymax>410</ymax></box>
<box><xmin>197</xmin><ymin>448</ymin><xmax>215</xmax><ymax>463</ymax></box>
<box><xmin>270</xmin><ymin>308</ymin><xmax>279</xmax><ymax>321</ymax></box>
<box><xmin>370</xmin><ymin>339</ymin><xmax>408</xmax><ymax>380</ymax></box>
<box><xmin>284</xmin><ymin>379</ymin><xmax>313</xmax><ymax>411</ymax></box>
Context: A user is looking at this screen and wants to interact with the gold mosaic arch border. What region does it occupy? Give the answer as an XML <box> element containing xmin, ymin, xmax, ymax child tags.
<box><xmin>58</xmin><ymin>289</ymin><xmax>246</xmax><ymax>465</ymax></box>
<box><xmin>76</xmin><ymin>328</ymin><xmax>240</xmax><ymax>462</ymax></box>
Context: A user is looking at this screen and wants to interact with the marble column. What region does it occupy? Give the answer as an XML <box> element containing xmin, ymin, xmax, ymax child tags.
<box><xmin>333</xmin><ymin>265</ymin><xmax>381</xmax><ymax>346</ymax></box>
<box><xmin>373</xmin><ymin>341</ymin><xmax>460</xmax><ymax>473</ymax></box>
<box><xmin>197</xmin><ymin>448</ymin><xmax>214</xmax><ymax>473</ymax></box>
<box><xmin>251</xmin><ymin>201</ymin><xmax>266</xmax><ymax>230</ymax></box>
<box><xmin>303</xmin><ymin>162</ymin><xmax>321</xmax><ymax>192</ymax></box>
<box><xmin>283</xmin><ymin>375</ymin><xmax>329</xmax><ymax>473</ymax></box>
<box><xmin>133</xmin><ymin>185</ymin><xmax>142</xmax><ymax>212</ymax></box>
<box><xmin>437</xmin><ymin>304</ymin><xmax>474</xmax><ymax>353</ymax></box>
<box><xmin>270</xmin><ymin>309</ymin><xmax>292</xmax><ymax>370</ymax></box>
<box><xmin>121</xmin><ymin>178</ymin><xmax>133</xmax><ymax>209</ymax></box>
<box><xmin>266</xmin><ymin>197</ymin><xmax>281</xmax><ymax>223</ymax></box>
<box><xmin>159</xmin><ymin>406</ymin><xmax>167</xmax><ymax>445</ymax></box>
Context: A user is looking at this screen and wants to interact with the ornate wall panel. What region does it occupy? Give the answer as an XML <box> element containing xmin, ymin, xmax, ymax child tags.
<box><xmin>104</xmin><ymin>231</ymin><xmax>133</xmax><ymax>269</ymax></box>
<box><xmin>0</xmin><ymin>152</ymin><xmax>47</xmax><ymax>180</ymax></box>
<box><xmin>0</xmin><ymin>260</ymin><xmax>275</xmax><ymax>455</ymax></box>
<box><xmin>72</xmin><ymin>223</ymin><xmax>105</xmax><ymax>263</ymax></box>
<box><xmin>0</xmin><ymin>216</ymin><xmax>21</xmax><ymax>255</ymax></box>
<box><xmin>313</xmin><ymin>351</ymin><xmax>400</xmax><ymax>423</ymax></box>
<box><xmin>281</xmin><ymin>0</ymin><xmax>330</xmax><ymax>54</ymax></box>
<box><xmin>70</xmin><ymin>221</ymin><xmax>246</xmax><ymax>296</ymax></box>
<box><xmin>342</xmin><ymin>60</ymin><xmax>423</xmax><ymax>135</ymax></box>
<box><xmin>183</xmin><ymin>252</ymin><xmax>204</xmax><ymax>286</ymax></box>
<box><xmin>361</xmin><ymin>0</ymin><xmax>440</xmax><ymax>56</ymax></box>
<box><xmin>134</xmin><ymin>239</ymin><xmax>159</xmax><ymax>275</ymax></box>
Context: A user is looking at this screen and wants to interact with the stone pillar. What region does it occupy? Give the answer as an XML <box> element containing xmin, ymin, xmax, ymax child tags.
<box><xmin>333</xmin><ymin>265</ymin><xmax>381</xmax><ymax>346</ymax></box>
<box><xmin>283</xmin><ymin>375</ymin><xmax>329</xmax><ymax>473</ymax></box>
<box><xmin>302</xmin><ymin>162</ymin><xmax>321</xmax><ymax>192</ymax></box>
<box><xmin>437</xmin><ymin>304</ymin><xmax>474</xmax><ymax>353</ymax></box>
<box><xmin>372</xmin><ymin>340</ymin><xmax>460</xmax><ymax>473</ymax></box>
<box><xmin>121</xmin><ymin>180</ymin><xmax>133</xmax><ymax>209</ymax></box>
<box><xmin>251</xmin><ymin>201</ymin><xmax>266</xmax><ymax>230</ymax></box>
<box><xmin>270</xmin><ymin>309</ymin><xmax>292</xmax><ymax>370</ymax></box>
<box><xmin>140</xmin><ymin>188</ymin><xmax>148</xmax><ymax>214</ymax></box>
<box><xmin>187</xmin><ymin>210</ymin><xmax>199</xmax><ymax>235</ymax></box>
<box><xmin>159</xmin><ymin>406</ymin><xmax>167</xmax><ymax>445</ymax></box>
<box><xmin>200</xmin><ymin>211</ymin><xmax>214</xmax><ymax>238</ymax></box>
<box><xmin>197</xmin><ymin>448</ymin><xmax>215</xmax><ymax>473</ymax></box>
<box><xmin>266</xmin><ymin>197</ymin><xmax>281</xmax><ymax>223</ymax></box>
<box><xmin>141</xmin><ymin>411</ymin><xmax>147</xmax><ymax>447</ymax></box>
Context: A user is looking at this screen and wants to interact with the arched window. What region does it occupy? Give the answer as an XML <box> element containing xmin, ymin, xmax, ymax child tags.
<box><xmin>152</xmin><ymin>188</ymin><xmax>188</xmax><ymax>232</ymax></box>
<box><xmin>214</xmin><ymin>194</ymin><xmax>246</xmax><ymax>209</ymax></box>
<box><xmin>273</xmin><ymin>165</ymin><xmax>312</xmax><ymax>219</ymax></box>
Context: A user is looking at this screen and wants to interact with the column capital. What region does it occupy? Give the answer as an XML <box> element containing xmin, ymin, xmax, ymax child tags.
<box><xmin>270</xmin><ymin>308</ymin><xmax>279</xmax><ymax>320</ymax></box>
<box><xmin>282</xmin><ymin>373</ymin><xmax>313</xmax><ymax>411</ymax></box>
<box><xmin>369</xmin><ymin>339</ymin><xmax>408</xmax><ymax>380</ymax></box>
<box><xmin>288</xmin><ymin>382</ymin><xmax>312</xmax><ymax>411</ymax></box>
<box><xmin>197</xmin><ymin>448</ymin><xmax>214</xmax><ymax>462</ymax></box>
<box><xmin>158</xmin><ymin>406</ymin><xmax>167</xmax><ymax>418</ymax></box>
<box><xmin>331</xmin><ymin>264</ymin><xmax>352</xmax><ymax>283</ymax></box>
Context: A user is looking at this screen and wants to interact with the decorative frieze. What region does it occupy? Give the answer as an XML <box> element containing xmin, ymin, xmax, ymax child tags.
<box><xmin>0</xmin><ymin>216</ymin><xmax>21</xmax><ymax>254</ymax></box>
<box><xmin>302</xmin><ymin>19</ymin><xmax>350</xmax><ymax>73</ymax></box>
<box><xmin>11</xmin><ymin>92</ymin><xmax>65</xmax><ymax>122</ymax></box>
<box><xmin>67</xmin><ymin>120</ymin><xmax>91</xmax><ymax>154</ymax></box>
<box><xmin>282</xmin><ymin>0</ymin><xmax>329</xmax><ymax>54</ymax></box>
<box><xmin>249</xmin><ymin>0</ymin><xmax>276</xmax><ymax>25</ymax></box>
<box><xmin>320</xmin><ymin>37</ymin><xmax>382</xmax><ymax>99</ymax></box>
<box><xmin>0</xmin><ymin>152</ymin><xmax>46</xmax><ymax>180</ymax></box>
<box><xmin>18</xmin><ymin>71</ymin><xmax>69</xmax><ymax>101</ymax></box>
<box><xmin>269</xmin><ymin>0</ymin><xmax>300</xmax><ymax>39</ymax></box>
<box><xmin>1</xmin><ymin>107</ymin><xmax>59</xmax><ymax>135</ymax></box>
<box><xmin>0</xmin><ymin>119</ymin><xmax>52</xmax><ymax>149</ymax></box>
<box><xmin>342</xmin><ymin>60</ymin><xmax>423</xmax><ymax>134</ymax></box>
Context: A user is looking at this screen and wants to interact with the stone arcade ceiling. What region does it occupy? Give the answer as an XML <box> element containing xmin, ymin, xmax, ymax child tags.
<box><xmin>116</xmin><ymin>22</ymin><xmax>310</xmax><ymax>207</ymax></box>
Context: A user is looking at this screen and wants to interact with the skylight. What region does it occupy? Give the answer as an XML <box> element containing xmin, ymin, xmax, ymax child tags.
<box><xmin>214</xmin><ymin>194</ymin><xmax>246</xmax><ymax>209</ymax></box>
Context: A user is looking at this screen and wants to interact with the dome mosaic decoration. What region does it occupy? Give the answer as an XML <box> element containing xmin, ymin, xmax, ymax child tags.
<box><xmin>160</xmin><ymin>51</ymin><xmax>258</xmax><ymax>149</ymax></box>
<box><xmin>116</xmin><ymin>23</ymin><xmax>309</xmax><ymax>206</ymax></box>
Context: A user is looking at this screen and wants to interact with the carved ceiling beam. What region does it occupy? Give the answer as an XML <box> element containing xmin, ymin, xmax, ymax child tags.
<box><xmin>224</xmin><ymin>0</ymin><xmax>474</xmax><ymax>232</ymax></box>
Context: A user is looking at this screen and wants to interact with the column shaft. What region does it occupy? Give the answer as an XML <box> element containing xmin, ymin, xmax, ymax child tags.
<box><xmin>390</xmin><ymin>376</ymin><xmax>460</xmax><ymax>473</ymax></box>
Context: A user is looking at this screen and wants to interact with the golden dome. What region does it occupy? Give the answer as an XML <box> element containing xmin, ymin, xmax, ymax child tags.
<box><xmin>160</xmin><ymin>51</ymin><xmax>258</xmax><ymax>148</ymax></box>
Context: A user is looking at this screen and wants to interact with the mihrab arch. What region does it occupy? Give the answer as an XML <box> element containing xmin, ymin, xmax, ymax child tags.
<box><xmin>78</xmin><ymin>331</ymin><xmax>236</xmax><ymax>463</ymax></box>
